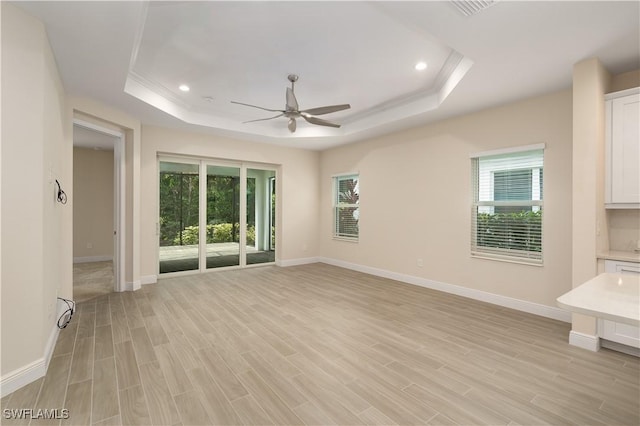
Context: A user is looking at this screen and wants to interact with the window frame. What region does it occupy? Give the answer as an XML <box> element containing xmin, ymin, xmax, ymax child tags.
<box><xmin>332</xmin><ymin>173</ymin><xmax>360</xmax><ymax>241</ymax></box>
<box><xmin>470</xmin><ymin>144</ymin><xmax>545</xmax><ymax>265</ymax></box>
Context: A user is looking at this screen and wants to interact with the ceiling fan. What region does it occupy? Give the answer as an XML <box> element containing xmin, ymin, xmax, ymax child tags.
<box><xmin>231</xmin><ymin>74</ymin><xmax>350</xmax><ymax>133</ymax></box>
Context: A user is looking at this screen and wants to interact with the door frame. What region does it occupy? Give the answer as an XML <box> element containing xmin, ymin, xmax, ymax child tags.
<box><xmin>269</xmin><ymin>176</ymin><xmax>276</xmax><ymax>251</ymax></box>
<box><xmin>73</xmin><ymin>119</ymin><xmax>126</xmax><ymax>292</ymax></box>
<box><xmin>157</xmin><ymin>155</ymin><xmax>278</xmax><ymax>276</ymax></box>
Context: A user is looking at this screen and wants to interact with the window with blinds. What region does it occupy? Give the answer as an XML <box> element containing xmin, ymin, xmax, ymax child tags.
<box><xmin>333</xmin><ymin>174</ymin><xmax>359</xmax><ymax>240</ymax></box>
<box><xmin>471</xmin><ymin>145</ymin><xmax>544</xmax><ymax>264</ymax></box>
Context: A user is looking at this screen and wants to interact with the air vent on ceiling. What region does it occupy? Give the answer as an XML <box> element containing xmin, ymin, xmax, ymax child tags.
<box><xmin>451</xmin><ymin>0</ymin><xmax>498</xmax><ymax>17</ymax></box>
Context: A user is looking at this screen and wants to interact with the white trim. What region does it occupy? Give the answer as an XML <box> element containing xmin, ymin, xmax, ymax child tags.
<box><xmin>124</xmin><ymin>280</ymin><xmax>142</xmax><ymax>291</ymax></box>
<box><xmin>73</xmin><ymin>119</ymin><xmax>123</xmax><ymax>138</ymax></box>
<box><xmin>45</xmin><ymin>301</ymin><xmax>67</xmax><ymax>368</ymax></box>
<box><xmin>73</xmin><ymin>255</ymin><xmax>113</xmax><ymax>264</ymax></box>
<box><xmin>317</xmin><ymin>257</ymin><xmax>571</xmax><ymax>323</ymax></box>
<box><xmin>605</xmin><ymin>203</ymin><xmax>640</xmax><ymax>209</ymax></box>
<box><xmin>276</xmin><ymin>257</ymin><xmax>321</xmax><ymax>267</ymax></box>
<box><xmin>0</xmin><ymin>358</ymin><xmax>45</xmax><ymax>398</ymax></box>
<box><xmin>604</xmin><ymin>87</ymin><xmax>640</xmax><ymax>100</ymax></box>
<box><xmin>73</xmin><ymin>118</ymin><xmax>126</xmax><ymax>293</ymax></box>
<box><xmin>331</xmin><ymin>171</ymin><xmax>359</xmax><ymax>178</ymax></box>
<box><xmin>141</xmin><ymin>275</ymin><xmax>157</xmax><ymax>285</ymax></box>
<box><xmin>605</xmin><ymin>97</ymin><xmax>613</xmax><ymax>205</ymax></box>
<box><xmin>470</xmin><ymin>143</ymin><xmax>546</xmax><ymax>159</ymax></box>
<box><xmin>115</xmin><ymin>132</ymin><xmax>126</xmax><ymax>293</ymax></box>
<box><xmin>470</xmin><ymin>253</ymin><xmax>543</xmax><ymax>267</ymax></box>
<box><xmin>332</xmin><ymin>236</ymin><xmax>359</xmax><ymax>243</ymax></box>
<box><xmin>240</xmin><ymin>166</ymin><xmax>247</xmax><ymax>268</ymax></box>
<box><xmin>1</xmin><ymin>301</ymin><xmax>66</xmax><ymax>397</ymax></box>
<box><xmin>569</xmin><ymin>331</ymin><xmax>601</xmax><ymax>352</ymax></box>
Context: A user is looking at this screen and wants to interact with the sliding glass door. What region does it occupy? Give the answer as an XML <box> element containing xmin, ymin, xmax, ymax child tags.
<box><xmin>158</xmin><ymin>161</ymin><xmax>200</xmax><ymax>273</ymax></box>
<box><xmin>206</xmin><ymin>166</ymin><xmax>240</xmax><ymax>269</ymax></box>
<box><xmin>159</xmin><ymin>158</ymin><xmax>277</xmax><ymax>275</ymax></box>
<box><xmin>247</xmin><ymin>168</ymin><xmax>276</xmax><ymax>265</ymax></box>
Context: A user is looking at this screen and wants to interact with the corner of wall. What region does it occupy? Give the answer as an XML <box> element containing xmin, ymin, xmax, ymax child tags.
<box><xmin>571</xmin><ymin>57</ymin><xmax>611</xmax><ymax>336</ymax></box>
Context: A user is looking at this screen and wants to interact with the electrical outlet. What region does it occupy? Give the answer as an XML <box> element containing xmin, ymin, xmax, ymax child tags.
<box><xmin>87</xmin><ymin>242</ymin><xmax>93</xmax><ymax>249</ymax></box>
<box><xmin>417</xmin><ymin>258</ymin><xmax>423</xmax><ymax>267</ymax></box>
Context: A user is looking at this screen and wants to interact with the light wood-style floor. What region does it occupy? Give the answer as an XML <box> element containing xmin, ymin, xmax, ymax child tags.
<box><xmin>73</xmin><ymin>261</ymin><xmax>114</xmax><ymax>303</ymax></box>
<box><xmin>3</xmin><ymin>264</ymin><xmax>639</xmax><ymax>425</ymax></box>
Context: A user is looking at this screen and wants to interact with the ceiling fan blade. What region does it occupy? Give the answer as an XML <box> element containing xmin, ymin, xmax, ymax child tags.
<box><xmin>288</xmin><ymin>117</ymin><xmax>297</xmax><ymax>133</ymax></box>
<box><xmin>301</xmin><ymin>114</ymin><xmax>341</xmax><ymax>128</ymax></box>
<box><xmin>286</xmin><ymin>87</ymin><xmax>299</xmax><ymax>111</ymax></box>
<box><xmin>231</xmin><ymin>101</ymin><xmax>283</xmax><ymax>113</ymax></box>
<box><xmin>242</xmin><ymin>113</ymin><xmax>284</xmax><ymax>124</ymax></box>
<box><xmin>301</xmin><ymin>104</ymin><xmax>351</xmax><ymax>116</ymax></box>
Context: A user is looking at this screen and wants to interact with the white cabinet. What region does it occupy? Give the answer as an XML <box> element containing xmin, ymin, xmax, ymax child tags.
<box><xmin>599</xmin><ymin>260</ymin><xmax>640</xmax><ymax>353</ymax></box>
<box><xmin>605</xmin><ymin>88</ymin><xmax>640</xmax><ymax>208</ymax></box>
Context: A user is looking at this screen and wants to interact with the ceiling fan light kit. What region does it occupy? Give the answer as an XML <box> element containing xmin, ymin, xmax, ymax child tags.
<box><xmin>231</xmin><ymin>74</ymin><xmax>351</xmax><ymax>133</ymax></box>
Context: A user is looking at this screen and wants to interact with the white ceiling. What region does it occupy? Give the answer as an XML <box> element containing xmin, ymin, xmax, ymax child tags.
<box><xmin>16</xmin><ymin>1</ymin><xmax>640</xmax><ymax>150</ymax></box>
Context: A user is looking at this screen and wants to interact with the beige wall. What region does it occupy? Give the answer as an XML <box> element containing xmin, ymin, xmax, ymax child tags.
<box><xmin>69</xmin><ymin>98</ymin><xmax>141</xmax><ymax>287</ymax></box>
<box><xmin>140</xmin><ymin>125</ymin><xmax>320</xmax><ymax>278</ymax></box>
<box><xmin>610</xmin><ymin>69</ymin><xmax>640</xmax><ymax>93</ymax></box>
<box><xmin>320</xmin><ymin>90</ymin><xmax>573</xmax><ymax>308</ymax></box>
<box><xmin>73</xmin><ymin>148</ymin><xmax>114</xmax><ymax>259</ymax></box>
<box><xmin>608</xmin><ymin>210</ymin><xmax>640</xmax><ymax>252</ymax></box>
<box><xmin>1</xmin><ymin>3</ymin><xmax>70</xmax><ymax>377</ymax></box>
<box><xmin>571</xmin><ymin>58</ymin><xmax>611</xmax><ymax>336</ymax></box>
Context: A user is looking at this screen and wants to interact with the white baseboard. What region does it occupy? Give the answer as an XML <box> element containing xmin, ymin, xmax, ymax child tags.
<box><xmin>1</xmin><ymin>301</ymin><xmax>66</xmax><ymax>397</ymax></box>
<box><xmin>569</xmin><ymin>331</ymin><xmax>601</xmax><ymax>352</ymax></box>
<box><xmin>124</xmin><ymin>280</ymin><xmax>142</xmax><ymax>291</ymax></box>
<box><xmin>0</xmin><ymin>358</ymin><xmax>45</xmax><ymax>398</ymax></box>
<box><xmin>73</xmin><ymin>255</ymin><xmax>112</xmax><ymax>264</ymax></box>
<box><xmin>317</xmin><ymin>257</ymin><xmax>572</xmax><ymax>323</ymax></box>
<box><xmin>277</xmin><ymin>257</ymin><xmax>321</xmax><ymax>267</ymax></box>
<box><xmin>141</xmin><ymin>275</ymin><xmax>157</xmax><ymax>285</ymax></box>
<box><xmin>44</xmin><ymin>300</ymin><xmax>67</xmax><ymax>368</ymax></box>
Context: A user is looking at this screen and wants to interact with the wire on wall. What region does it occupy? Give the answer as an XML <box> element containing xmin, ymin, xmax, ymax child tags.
<box><xmin>55</xmin><ymin>179</ymin><xmax>67</xmax><ymax>204</ymax></box>
<box><xmin>57</xmin><ymin>297</ymin><xmax>75</xmax><ymax>329</ymax></box>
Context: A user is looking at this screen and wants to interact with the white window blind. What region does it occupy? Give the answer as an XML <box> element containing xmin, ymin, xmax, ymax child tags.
<box><xmin>471</xmin><ymin>147</ymin><xmax>543</xmax><ymax>263</ymax></box>
<box><xmin>333</xmin><ymin>174</ymin><xmax>359</xmax><ymax>239</ymax></box>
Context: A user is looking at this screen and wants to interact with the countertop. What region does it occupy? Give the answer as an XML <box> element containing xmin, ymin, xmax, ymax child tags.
<box><xmin>597</xmin><ymin>250</ymin><xmax>640</xmax><ymax>263</ymax></box>
<box><xmin>557</xmin><ymin>273</ymin><xmax>640</xmax><ymax>326</ymax></box>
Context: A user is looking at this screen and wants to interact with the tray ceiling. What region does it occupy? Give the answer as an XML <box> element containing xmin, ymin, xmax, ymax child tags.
<box><xmin>14</xmin><ymin>1</ymin><xmax>640</xmax><ymax>150</ymax></box>
<box><xmin>125</xmin><ymin>2</ymin><xmax>472</xmax><ymax>139</ymax></box>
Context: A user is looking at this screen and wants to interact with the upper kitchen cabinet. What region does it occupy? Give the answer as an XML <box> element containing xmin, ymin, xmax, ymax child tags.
<box><xmin>605</xmin><ymin>88</ymin><xmax>640</xmax><ymax>208</ymax></box>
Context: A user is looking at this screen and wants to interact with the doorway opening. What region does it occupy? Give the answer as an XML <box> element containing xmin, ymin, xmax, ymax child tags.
<box><xmin>72</xmin><ymin>120</ymin><xmax>125</xmax><ymax>301</ymax></box>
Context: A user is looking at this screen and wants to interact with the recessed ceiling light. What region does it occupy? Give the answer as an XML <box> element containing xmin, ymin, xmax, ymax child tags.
<box><xmin>178</xmin><ymin>84</ymin><xmax>190</xmax><ymax>92</ymax></box>
<box><xmin>415</xmin><ymin>62</ymin><xmax>428</xmax><ymax>71</ymax></box>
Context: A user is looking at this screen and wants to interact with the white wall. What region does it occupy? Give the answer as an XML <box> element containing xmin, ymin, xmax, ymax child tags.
<box><xmin>320</xmin><ymin>90</ymin><xmax>573</xmax><ymax>309</ymax></box>
<box><xmin>73</xmin><ymin>147</ymin><xmax>114</xmax><ymax>260</ymax></box>
<box><xmin>1</xmin><ymin>2</ymin><xmax>70</xmax><ymax>384</ymax></box>
<box><xmin>140</xmin><ymin>125</ymin><xmax>320</xmax><ymax>279</ymax></box>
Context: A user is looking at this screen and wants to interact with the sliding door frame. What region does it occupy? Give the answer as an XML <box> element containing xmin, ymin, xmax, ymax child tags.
<box><xmin>157</xmin><ymin>154</ymin><xmax>278</xmax><ymax>277</ymax></box>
